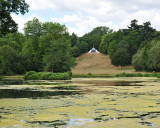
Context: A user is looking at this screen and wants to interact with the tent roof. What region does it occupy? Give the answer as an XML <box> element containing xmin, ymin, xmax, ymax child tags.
<box><xmin>91</xmin><ymin>48</ymin><xmax>96</xmax><ymax>50</ymax></box>
<box><xmin>88</xmin><ymin>47</ymin><xmax>99</xmax><ymax>53</ymax></box>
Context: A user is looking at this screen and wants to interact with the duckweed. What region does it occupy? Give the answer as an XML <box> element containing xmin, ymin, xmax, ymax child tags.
<box><xmin>0</xmin><ymin>77</ymin><xmax>160</xmax><ymax>127</ymax></box>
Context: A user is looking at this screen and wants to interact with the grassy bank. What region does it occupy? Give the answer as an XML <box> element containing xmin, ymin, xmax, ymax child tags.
<box><xmin>73</xmin><ymin>72</ymin><xmax>160</xmax><ymax>78</ymax></box>
<box><xmin>24</xmin><ymin>71</ymin><xmax>72</xmax><ymax>80</ymax></box>
<box><xmin>72</xmin><ymin>73</ymin><xmax>113</xmax><ymax>78</ymax></box>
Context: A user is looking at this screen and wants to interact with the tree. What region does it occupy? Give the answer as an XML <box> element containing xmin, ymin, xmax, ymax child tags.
<box><xmin>76</xmin><ymin>41</ymin><xmax>89</xmax><ymax>54</ymax></box>
<box><xmin>78</xmin><ymin>26</ymin><xmax>113</xmax><ymax>53</ymax></box>
<box><xmin>71</xmin><ymin>46</ymin><xmax>80</xmax><ymax>57</ymax></box>
<box><xmin>128</xmin><ymin>19</ymin><xmax>140</xmax><ymax>31</ymax></box>
<box><xmin>0</xmin><ymin>0</ymin><xmax>29</xmax><ymax>35</ymax></box>
<box><xmin>70</xmin><ymin>33</ymin><xmax>78</xmax><ymax>47</ymax></box>
<box><xmin>123</xmin><ymin>30</ymin><xmax>142</xmax><ymax>57</ymax></box>
<box><xmin>23</xmin><ymin>18</ymin><xmax>43</xmax><ymax>71</ymax></box>
<box><xmin>132</xmin><ymin>39</ymin><xmax>160</xmax><ymax>71</ymax></box>
<box><xmin>99</xmin><ymin>35</ymin><xmax>108</xmax><ymax>54</ymax></box>
<box><xmin>23</xmin><ymin>18</ymin><xmax>75</xmax><ymax>72</ymax></box>
<box><xmin>0</xmin><ymin>45</ymin><xmax>19</xmax><ymax>75</ymax></box>
<box><xmin>0</xmin><ymin>33</ymin><xmax>25</xmax><ymax>52</ymax></box>
<box><xmin>43</xmin><ymin>37</ymin><xmax>75</xmax><ymax>72</ymax></box>
<box><xmin>0</xmin><ymin>33</ymin><xmax>26</xmax><ymax>74</ymax></box>
<box><xmin>111</xmin><ymin>41</ymin><xmax>130</xmax><ymax>67</ymax></box>
<box><xmin>141</xmin><ymin>21</ymin><xmax>155</xmax><ymax>41</ymax></box>
<box><xmin>111</xmin><ymin>48</ymin><xmax>130</xmax><ymax>67</ymax></box>
<box><xmin>90</xmin><ymin>26</ymin><xmax>113</xmax><ymax>36</ymax></box>
<box><xmin>24</xmin><ymin>17</ymin><xmax>42</xmax><ymax>37</ymax></box>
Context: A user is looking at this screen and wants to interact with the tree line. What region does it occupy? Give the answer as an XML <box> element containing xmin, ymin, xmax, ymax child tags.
<box><xmin>0</xmin><ymin>0</ymin><xmax>75</xmax><ymax>75</ymax></box>
<box><xmin>1</xmin><ymin>0</ymin><xmax>160</xmax><ymax>75</ymax></box>
<box><xmin>70</xmin><ymin>19</ymin><xmax>160</xmax><ymax>72</ymax></box>
<box><xmin>0</xmin><ymin>18</ymin><xmax>75</xmax><ymax>75</ymax></box>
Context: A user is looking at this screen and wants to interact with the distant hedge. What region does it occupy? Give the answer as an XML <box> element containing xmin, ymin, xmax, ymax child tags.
<box><xmin>24</xmin><ymin>71</ymin><xmax>72</xmax><ymax>80</ymax></box>
<box><xmin>116</xmin><ymin>72</ymin><xmax>160</xmax><ymax>78</ymax></box>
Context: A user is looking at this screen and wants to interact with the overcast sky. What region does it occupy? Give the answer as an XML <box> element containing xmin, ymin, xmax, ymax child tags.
<box><xmin>12</xmin><ymin>0</ymin><xmax>160</xmax><ymax>36</ymax></box>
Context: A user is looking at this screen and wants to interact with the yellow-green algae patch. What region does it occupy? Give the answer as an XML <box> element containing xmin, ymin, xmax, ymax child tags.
<box><xmin>0</xmin><ymin>77</ymin><xmax>160</xmax><ymax>127</ymax></box>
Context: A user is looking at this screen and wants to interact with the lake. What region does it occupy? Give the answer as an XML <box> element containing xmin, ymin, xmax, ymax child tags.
<box><xmin>0</xmin><ymin>77</ymin><xmax>160</xmax><ymax>128</ymax></box>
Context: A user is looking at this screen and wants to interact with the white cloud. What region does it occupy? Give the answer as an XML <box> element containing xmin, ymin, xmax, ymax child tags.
<box><xmin>13</xmin><ymin>0</ymin><xmax>160</xmax><ymax>36</ymax></box>
<box><xmin>52</xmin><ymin>14</ymin><xmax>81</xmax><ymax>23</ymax></box>
<box><xmin>52</xmin><ymin>13</ymin><xmax>119</xmax><ymax>36</ymax></box>
<box><xmin>11</xmin><ymin>14</ymin><xmax>44</xmax><ymax>33</ymax></box>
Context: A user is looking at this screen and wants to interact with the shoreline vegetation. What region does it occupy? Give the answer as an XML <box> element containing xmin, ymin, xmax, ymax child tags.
<box><xmin>23</xmin><ymin>71</ymin><xmax>72</xmax><ymax>80</ymax></box>
<box><xmin>1</xmin><ymin>72</ymin><xmax>159</xmax><ymax>81</ymax></box>
<box><xmin>0</xmin><ymin>76</ymin><xmax>3</xmax><ymax>80</ymax></box>
<box><xmin>1</xmin><ymin>71</ymin><xmax>160</xmax><ymax>81</ymax></box>
<box><xmin>72</xmin><ymin>72</ymin><xmax>160</xmax><ymax>78</ymax></box>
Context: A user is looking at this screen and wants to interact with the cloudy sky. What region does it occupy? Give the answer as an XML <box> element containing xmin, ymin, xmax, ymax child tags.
<box><xmin>12</xmin><ymin>0</ymin><xmax>160</xmax><ymax>36</ymax></box>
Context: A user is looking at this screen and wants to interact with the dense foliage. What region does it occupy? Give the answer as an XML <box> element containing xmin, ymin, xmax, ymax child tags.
<box><xmin>132</xmin><ymin>39</ymin><xmax>160</xmax><ymax>71</ymax></box>
<box><xmin>23</xmin><ymin>18</ymin><xmax>75</xmax><ymax>73</ymax></box>
<box><xmin>0</xmin><ymin>18</ymin><xmax>75</xmax><ymax>75</ymax></box>
<box><xmin>0</xmin><ymin>33</ymin><xmax>26</xmax><ymax>75</ymax></box>
<box><xmin>98</xmin><ymin>19</ymin><xmax>159</xmax><ymax>67</ymax></box>
<box><xmin>116</xmin><ymin>72</ymin><xmax>160</xmax><ymax>78</ymax></box>
<box><xmin>24</xmin><ymin>71</ymin><xmax>72</xmax><ymax>80</ymax></box>
<box><xmin>0</xmin><ymin>1</ymin><xmax>160</xmax><ymax>76</ymax></box>
<box><xmin>70</xmin><ymin>26</ymin><xmax>113</xmax><ymax>57</ymax></box>
<box><xmin>0</xmin><ymin>0</ymin><xmax>29</xmax><ymax>36</ymax></box>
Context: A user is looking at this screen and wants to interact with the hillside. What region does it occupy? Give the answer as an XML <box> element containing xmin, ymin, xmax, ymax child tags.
<box><xmin>72</xmin><ymin>53</ymin><xmax>133</xmax><ymax>75</ymax></box>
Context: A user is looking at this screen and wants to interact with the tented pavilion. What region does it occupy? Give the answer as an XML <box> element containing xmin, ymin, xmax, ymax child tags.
<box><xmin>88</xmin><ymin>48</ymin><xmax>99</xmax><ymax>53</ymax></box>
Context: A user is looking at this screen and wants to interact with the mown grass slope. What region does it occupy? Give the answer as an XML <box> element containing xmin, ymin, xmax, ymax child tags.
<box><xmin>72</xmin><ymin>53</ymin><xmax>134</xmax><ymax>75</ymax></box>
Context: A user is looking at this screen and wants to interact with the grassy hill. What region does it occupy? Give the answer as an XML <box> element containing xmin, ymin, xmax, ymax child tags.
<box><xmin>72</xmin><ymin>53</ymin><xmax>134</xmax><ymax>75</ymax></box>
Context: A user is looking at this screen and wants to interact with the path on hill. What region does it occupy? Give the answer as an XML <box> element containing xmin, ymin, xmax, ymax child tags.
<box><xmin>72</xmin><ymin>53</ymin><xmax>134</xmax><ymax>75</ymax></box>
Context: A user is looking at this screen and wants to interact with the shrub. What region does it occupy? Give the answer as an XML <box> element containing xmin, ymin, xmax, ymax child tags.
<box><xmin>143</xmin><ymin>74</ymin><xmax>150</xmax><ymax>77</ymax></box>
<box><xmin>38</xmin><ymin>72</ymin><xmax>53</xmax><ymax>80</ymax></box>
<box><xmin>135</xmin><ymin>73</ymin><xmax>143</xmax><ymax>77</ymax></box>
<box><xmin>88</xmin><ymin>73</ymin><xmax>92</xmax><ymax>76</ymax></box>
<box><xmin>0</xmin><ymin>76</ymin><xmax>3</xmax><ymax>80</ymax></box>
<box><xmin>67</xmin><ymin>71</ymin><xmax>72</xmax><ymax>77</ymax></box>
<box><xmin>157</xmin><ymin>74</ymin><xmax>160</xmax><ymax>78</ymax></box>
<box><xmin>24</xmin><ymin>71</ymin><xmax>71</xmax><ymax>80</ymax></box>
<box><xmin>24</xmin><ymin>71</ymin><xmax>37</xmax><ymax>80</ymax></box>
<box><xmin>116</xmin><ymin>73</ymin><xmax>142</xmax><ymax>77</ymax></box>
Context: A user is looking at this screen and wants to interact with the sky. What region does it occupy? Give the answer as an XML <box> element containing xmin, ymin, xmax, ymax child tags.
<box><xmin>11</xmin><ymin>0</ymin><xmax>160</xmax><ymax>37</ymax></box>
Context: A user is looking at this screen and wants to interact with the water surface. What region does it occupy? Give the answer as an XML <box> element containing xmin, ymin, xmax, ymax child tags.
<box><xmin>0</xmin><ymin>77</ymin><xmax>160</xmax><ymax>128</ymax></box>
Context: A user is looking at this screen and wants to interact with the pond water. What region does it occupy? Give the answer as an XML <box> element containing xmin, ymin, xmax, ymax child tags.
<box><xmin>0</xmin><ymin>77</ymin><xmax>160</xmax><ymax>128</ymax></box>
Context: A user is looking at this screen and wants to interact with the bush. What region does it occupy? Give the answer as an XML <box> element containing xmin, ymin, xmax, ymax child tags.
<box><xmin>116</xmin><ymin>72</ymin><xmax>160</xmax><ymax>78</ymax></box>
<box><xmin>24</xmin><ymin>71</ymin><xmax>71</xmax><ymax>80</ymax></box>
<box><xmin>88</xmin><ymin>73</ymin><xmax>92</xmax><ymax>76</ymax></box>
<box><xmin>67</xmin><ymin>71</ymin><xmax>72</xmax><ymax>77</ymax></box>
<box><xmin>116</xmin><ymin>72</ymin><xmax>142</xmax><ymax>77</ymax></box>
<box><xmin>157</xmin><ymin>74</ymin><xmax>160</xmax><ymax>78</ymax></box>
<box><xmin>0</xmin><ymin>76</ymin><xmax>3</xmax><ymax>80</ymax></box>
<box><xmin>24</xmin><ymin>71</ymin><xmax>37</xmax><ymax>80</ymax></box>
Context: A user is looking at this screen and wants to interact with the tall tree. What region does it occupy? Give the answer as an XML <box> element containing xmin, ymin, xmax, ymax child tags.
<box><xmin>70</xmin><ymin>33</ymin><xmax>78</xmax><ymax>47</ymax></box>
<box><xmin>0</xmin><ymin>0</ymin><xmax>29</xmax><ymax>35</ymax></box>
<box><xmin>23</xmin><ymin>18</ymin><xmax>43</xmax><ymax>71</ymax></box>
<box><xmin>23</xmin><ymin>18</ymin><xmax>75</xmax><ymax>72</ymax></box>
<box><xmin>79</xmin><ymin>26</ymin><xmax>113</xmax><ymax>51</ymax></box>
<box><xmin>111</xmin><ymin>41</ymin><xmax>130</xmax><ymax>67</ymax></box>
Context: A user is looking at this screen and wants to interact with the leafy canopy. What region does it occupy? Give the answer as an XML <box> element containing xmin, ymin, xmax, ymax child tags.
<box><xmin>0</xmin><ymin>0</ymin><xmax>29</xmax><ymax>35</ymax></box>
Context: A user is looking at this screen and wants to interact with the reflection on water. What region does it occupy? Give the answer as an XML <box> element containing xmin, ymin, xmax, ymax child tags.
<box><xmin>0</xmin><ymin>77</ymin><xmax>160</xmax><ymax>127</ymax></box>
<box><xmin>0</xmin><ymin>89</ymin><xmax>79</xmax><ymax>98</ymax></box>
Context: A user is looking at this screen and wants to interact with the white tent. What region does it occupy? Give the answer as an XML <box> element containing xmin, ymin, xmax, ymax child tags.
<box><xmin>88</xmin><ymin>48</ymin><xmax>99</xmax><ymax>53</ymax></box>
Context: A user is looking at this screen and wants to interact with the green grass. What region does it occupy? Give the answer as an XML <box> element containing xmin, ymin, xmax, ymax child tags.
<box><xmin>24</xmin><ymin>71</ymin><xmax>72</xmax><ymax>80</ymax></box>
<box><xmin>72</xmin><ymin>74</ymin><xmax>113</xmax><ymax>78</ymax></box>
<box><xmin>72</xmin><ymin>72</ymin><xmax>160</xmax><ymax>79</ymax></box>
